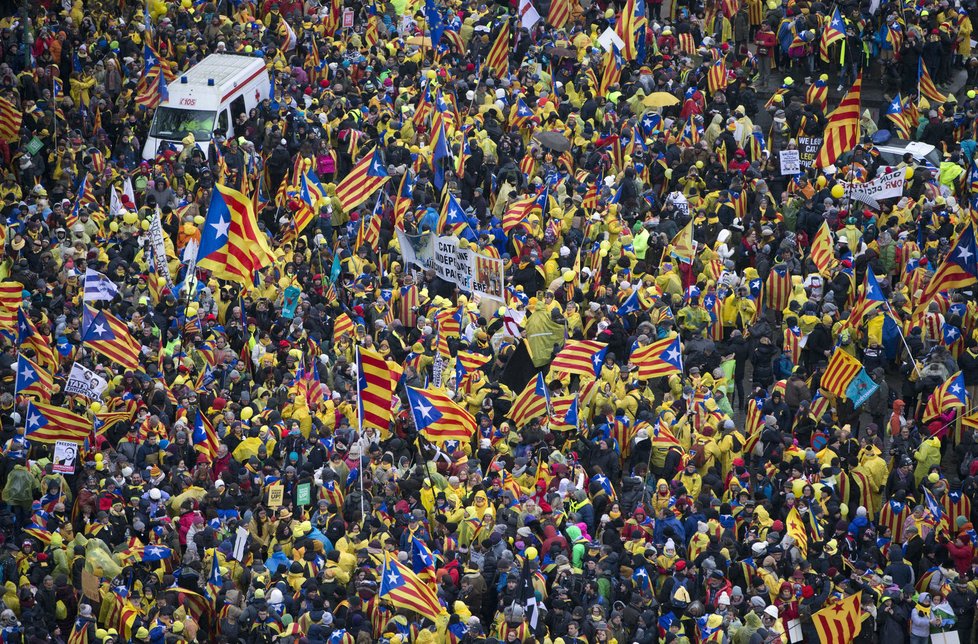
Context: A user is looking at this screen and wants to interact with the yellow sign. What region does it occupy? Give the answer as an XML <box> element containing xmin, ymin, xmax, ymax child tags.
<box><xmin>267</xmin><ymin>482</ymin><xmax>284</xmax><ymax>508</ymax></box>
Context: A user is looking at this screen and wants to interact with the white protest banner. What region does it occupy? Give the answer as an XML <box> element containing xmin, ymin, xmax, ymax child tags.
<box><xmin>397</xmin><ymin>230</ymin><xmax>506</xmax><ymax>302</ymax></box>
<box><xmin>149</xmin><ymin>208</ymin><xmax>172</xmax><ymax>284</ymax></box>
<box><xmin>53</xmin><ymin>440</ymin><xmax>78</xmax><ymax>474</ymax></box>
<box><xmin>779</xmin><ymin>150</ymin><xmax>801</xmax><ymax>175</ymax></box>
<box><xmin>233</xmin><ymin>526</ymin><xmax>249</xmax><ymax>561</ymax></box>
<box><xmin>850</xmin><ymin>167</ymin><xmax>905</xmax><ymax>201</ymax></box>
<box><xmin>64</xmin><ymin>362</ymin><xmax>108</xmax><ymax>400</ymax></box>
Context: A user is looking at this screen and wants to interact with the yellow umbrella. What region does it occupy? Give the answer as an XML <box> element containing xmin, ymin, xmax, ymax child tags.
<box><xmin>643</xmin><ymin>92</ymin><xmax>680</xmax><ymax>107</ymax></box>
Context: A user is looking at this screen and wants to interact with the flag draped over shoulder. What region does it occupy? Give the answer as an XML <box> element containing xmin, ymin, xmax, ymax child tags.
<box><xmin>815</xmin><ymin>74</ymin><xmax>862</xmax><ymax>168</ymax></box>
<box><xmin>812</xmin><ymin>592</ymin><xmax>862</xmax><ymax>642</ymax></box>
<box><xmin>0</xmin><ymin>96</ymin><xmax>23</xmax><ymax>142</ymax></box>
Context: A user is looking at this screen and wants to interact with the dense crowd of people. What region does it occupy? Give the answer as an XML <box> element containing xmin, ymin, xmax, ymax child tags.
<box><xmin>1</xmin><ymin>0</ymin><xmax>978</xmax><ymax>641</ymax></box>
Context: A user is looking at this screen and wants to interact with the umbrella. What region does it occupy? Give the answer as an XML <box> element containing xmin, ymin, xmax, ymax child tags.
<box><xmin>533</xmin><ymin>131</ymin><xmax>572</xmax><ymax>152</ymax></box>
<box><xmin>545</xmin><ymin>45</ymin><xmax>577</xmax><ymax>58</ymax></box>
<box><xmin>643</xmin><ymin>92</ymin><xmax>680</xmax><ymax>107</ymax></box>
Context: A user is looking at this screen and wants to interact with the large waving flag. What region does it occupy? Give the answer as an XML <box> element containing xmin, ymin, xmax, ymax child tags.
<box><xmin>25</xmin><ymin>401</ymin><xmax>91</xmax><ymax>443</ymax></box>
<box><xmin>820</xmin><ymin>347</ymin><xmax>863</xmax><ymax>398</ymax></box>
<box><xmin>599</xmin><ymin>46</ymin><xmax>624</xmax><ymax>96</ymax></box>
<box><xmin>358</xmin><ymin>347</ymin><xmax>395</xmax><ymax>434</ymax></box>
<box><xmin>815</xmin><ymin>73</ymin><xmax>862</xmax><ymax>168</ymax></box>
<box><xmin>134</xmin><ymin>44</ymin><xmax>172</xmax><ymax>109</ymax></box>
<box><xmin>922</xmin><ymin>371</ymin><xmax>967</xmax><ymax>422</ymax></box>
<box><xmin>848</xmin><ymin>267</ymin><xmax>886</xmax><ymax>329</ymax></box>
<box><xmin>812</xmin><ymin>592</ymin><xmax>862</xmax><ymax>642</ymax></box>
<box><xmin>407</xmin><ymin>386</ymin><xmax>476</xmax><ymax>443</ymax></box>
<box><xmin>17</xmin><ymin>309</ymin><xmax>57</xmax><ymax>374</ymax></box>
<box><xmin>885</xmin><ymin>93</ymin><xmax>911</xmax><ymax>139</ymax></box>
<box><xmin>485</xmin><ymin>21</ymin><xmax>510</xmax><ymax>78</ymax></box>
<box><xmin>379</xmin><ymin>552</ymin><xmax>442</xmax><ymax>620</ymax></box>
<box><xmin>548</xmin><ymin>0</ymin><xmax>573</xmax><ymax>28</ymax></box>
<box><xmin>192</xmin><ymin>410</ymin><xmax>219</xmax><ymax>460</ymax></box>
<box><xmin>630</xmin><ymin>335</ymin><xmax>683</xmax><ymax>379</ymax></box>
<box><xmin>14</xmin><ymin>354</ymin><xmax>52</xmax><ymax>402</ymax></box>
<box><xmin>335</xmin><ymin>147</ymin><xmax>390</xmax><ymax>213</ymax></box>
<box><xmin>810</xmin><ymin>220</ymin><xmax>838</xmax><ymax>277</ymax></box>
<box><xmin>818</xmin><ymin>7</ymin><xmax>846</xmax><ymax>61</ymax></box>
<box><xmin>83</xmin><ymin>268</ymin><xmax>120</xmax><ymax>302</ymax></box>
<box><xmin>509</xmin><ymin>372</ymin><xmax>551</xmax><ymax>428</ymax></box>
<box><xmin>197</xmin><ymin>183</ymin><xmax>276</xmax><ymax>286</ymax></box>
<box><xmin>550</xmin><ymin>340</ymin><xmax>608</xmax><ymax>378</ymax></box>
<box><xmin>281</xmin><ymin>168</ymin><xmax>325</xmax><ymax>244</ymax></box>
<box><xmin>614</xmin><ymin>0</ymin><xmax>642</xmax><ymax>60</ymax></box>
<box><xmin>917</xmin><ymin>225</ymin><xmax>978</xmax><ymax>312</ymax></box>
<box><xmin>81</xmin><ymin>306</ymin><xmax>142</xmax><ymax>372</ymax></box>
<box><xmin>918</xmin><ymin>59</ymin><xmax>946</xmax><ymax>104</ymax></box>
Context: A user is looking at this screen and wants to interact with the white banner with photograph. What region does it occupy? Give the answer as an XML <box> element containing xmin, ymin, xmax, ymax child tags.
<box><xmin>395</xmin><ymin>229</ymin><xmax>506</xmax><ymax>302</ymax></box>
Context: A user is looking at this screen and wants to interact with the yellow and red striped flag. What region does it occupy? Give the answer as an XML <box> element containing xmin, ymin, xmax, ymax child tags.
<box><xmin>357</xmin><ymin>347</ymin><xmax>394</xmax><ymax>433</ymax></box>
<box><xmin>810</xmin><ymin>220</ymin><xmax>838</xmax><ymax>277</ymax></box>
<box><xmin>0</xmin><ymin>96</ymin><xmax>22</xmax><ymax>142</ymax></box>
<box><xmin>706</xmin><ymin>58</ymin><xmax>728</xmax><ymax>94</ymax></box>
<box><xmin>81</xmin><ymin>306</ymin><xmax>142</xmax><ymax>372</ymax></box>
<box><xmin>406</xmin><ymin>386</ymin><xmax>476</xmax><ymax>443</ymax></box>
<box><xmin>812</xmin><ymin>592</ymin><xmax>862</xmax><ymax>642</ymax></box>
<box><xmin>17</xmin><ymin>310</ymin><xmax>58</xmax><ymax>375</ymax></box>
<box><xmin>14</xmin><ymin>354</ymin><xmax>52</xmax><ymax>402</ymax></box>
<box><xmin>192</xmin><ymin>410</ymin><xmax>220</xmax><ymax>460</ymax></box>
<box><xmin>509</xmin><ymin>372</ymin><xmax>551</xmax><ymax>428</ymax></box>
<box><xmin>785</xmin><ymin>506</ymin><xmax>809</xmax><ymax>557</ymax></box>
<box><xmin>485</xmin><ymin>21</ymin><xmax>510</xmax><ymax>79</ymax></box>
<box><xmin>378</xmin><ymin>552</ymin><xmax>443</xmax><ymax>620</ymax></box>
<box><xmin>820</xmin><ymin>348</ymin><xmax>863</xmax><ymax>398</ymax></box>
<box><xmin>548</xmin><ymin>0</ymin><xmax>573</xmax><ymax>28</ymax></box>
<box><xmin>334</xmin><ymin>147</ymin><xmax>390</xmax><ymax>213</ymax></box>
<box><xmin>24</xmin><ymin>401</ymin><xmax>91</xmax><ymax>443</ymax></box>
<box><xmin>918</xmin><ymin>59</ymin><xmax>946</xmax><ymax>104</ymax></box>
<box><xmin>333</xmin><ymin>312</ymin><xmax>355</xmax><ymax>342</ymax></box>
<box><xmin>0</xmin><ymin>280</ymin><xmax>22</xmax><ymax>331</ymax></box>
<box><xmin>197</xmin><ymin>183</ymin><xmax>277</xmax><ymax>287</ymax></box>
<box><xmin>630</xmin><ymin>334</ymin><xmax>683</xmax><ymax>379</ymax></box>
<box><xmin>550</xmin><ymin>340</ymin><xmax>609</xmax><ymax>378</ymax></box>
<box><xmin>763</xmin><ymin>265</ymin><xmax>792</xmax><ymax>311</ymax></box>
<box><xmin>815</xmin><ymin>73</ymin><xmax>862</xmax><ymax>168</ymax></box>
<box><xmin>922</xmin><ymin>371</ymin><xmax>967</xmax><ymax>422</ymax></box>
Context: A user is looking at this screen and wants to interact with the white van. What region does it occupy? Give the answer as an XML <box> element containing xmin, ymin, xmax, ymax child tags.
<box><xmin>142</xmin><ymin>54</ymin><xmax>270</xmax><ymax>160</ymax></box>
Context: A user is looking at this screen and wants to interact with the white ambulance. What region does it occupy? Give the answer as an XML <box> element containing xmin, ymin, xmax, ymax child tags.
<box><xmin>142</xmin><ymin>54</ymin><xmax>270</xmax><ymax>160</ymax></box>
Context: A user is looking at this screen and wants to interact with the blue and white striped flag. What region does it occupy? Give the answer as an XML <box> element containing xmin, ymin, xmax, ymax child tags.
<box><xmin>83</xmin><ymin>268</ymin><xmax>119</xmax><ymax>302</ymax></box>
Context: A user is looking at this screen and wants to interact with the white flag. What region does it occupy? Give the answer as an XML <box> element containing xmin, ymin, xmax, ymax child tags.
<box><xmin>518</xmin><ymin>0</ymin><xmax>541</xmax><ymax>29</ymax></box>
<box><xmin>83</xmin><ymin>268</ymin><xmax>119</xmax><ymax>302</ymax></box>
<box><xmin>109</xmin><ymin>185</ymin><xmax>123</xmax><ymax>217</ymax></box>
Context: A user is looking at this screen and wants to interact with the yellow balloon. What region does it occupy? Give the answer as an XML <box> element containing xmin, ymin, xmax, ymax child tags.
<box><xmin>599</xmin><ymin>240</ymin><xmax>611</xmax><ymax>252</ymax></box>
<box><xmin>140</xmin><ymin>220</ymin><xmax>150</xmax><ymax>231</ymax></box>
<box><xmin>240</xmin><ymin>407</ymin><xmax>254</xmax><ymax>421</ymax></box>
<box><xmin>123</xmin><ymin>211</ymin><xmax>137</xmax><ymax>225</ymax></box>
<box><xmin>90</xmin><ymin>402</ymin><xmax>102</xmax><ymax>413</ymax></box>
<box><xmin>109</xmin><ymin>221</ymin><xmax>119</xmax><ymax>232</ymax></box>
<box><xmin>599</xmin><ymin>249</ymin><xmax>608</xmax><ymax>258</ymax></box>
<box><xmin>94</xmin><ymin>453</ymin><xmax>103</xmax><ymax>461</ymax></box>
<box><xmin>905</xmin><ymin>167</ymin><xmax>914</xmax><ymax>180</ymax></box>
<box><xmin>830</xmin><ymin>184</ymin><xmax>845</xmax><ymax>199</ymax></box>
<box><xmin>525</xmin><ymin>546</ymin><xmax>538</xmax><ymax>560</ymax></box>
<box><xmin>193</xmin><ymin>215</ymin><xmax>205</xmax><ymax>225</ymax></box>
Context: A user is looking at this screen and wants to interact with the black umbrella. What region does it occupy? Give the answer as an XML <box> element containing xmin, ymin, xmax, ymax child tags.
<box><xmin>533</xmin><ymin>131</ymin><xmax>572</xmax><ymax>152</ymax></box>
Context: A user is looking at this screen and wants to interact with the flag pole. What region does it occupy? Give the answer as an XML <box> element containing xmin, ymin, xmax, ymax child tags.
<box><xmin>52</xmin><ymin>77</ymin><xmax>57</xmax><ymax>142</ymax></box>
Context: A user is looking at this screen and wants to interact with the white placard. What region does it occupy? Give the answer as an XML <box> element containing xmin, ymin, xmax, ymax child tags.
<box><xmin>519</xmin><ymin>0</ymin><xmax>541</xmax><ymax>29</ymax></box>
<box><xmin>53</xmin><ymin>440</ymin><xmax>78</xmax><ymax>474</ymax></box>
<box><xmin>849</xmin><ymin>167</ymin><xmax>906</xmax><ymax>201</ymax></box>
<box><xmin>597</xmin><ymin>27</ymin><xmax>626</xmax><ymax>52</ymax></box>
<box><xmin>233</xmin><ymin>526</ymin><xmax>249</xmax><ymax>561</ymax></box>
<box><xmin>780</xmin><ymin>150</ymin><xmax>801</xmax><ymax>175</ymax></box>
<box><xmin>149</xmin><ymin>208</ymin><xmax>172</xmax><ymax>285</ymax></box>
<box><xmin>64</xmin><ymin>362</ymin><xmax>108</xmax><ymax>400</ymax></box>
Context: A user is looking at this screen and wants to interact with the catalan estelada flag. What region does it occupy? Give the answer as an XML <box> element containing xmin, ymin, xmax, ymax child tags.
<box><xmin>764</xmin><ymin>264</ymin><xmax>792</xmax><ymax>312</ymax></box>
<box><xmin>815</xmin><ymin>73</ymin><xmax>862</xmax><ymax>168</ymax></box>
<box><xmin>509</xmin><ymin>372</ymin><xmax>551</xmax><ymax>428</ymax></box>
<box><xmin>820</xmin><ymin>347</ymin><xmax>863</xmax><ymax>398</ymax></box>
<box><xmin>197</xmin><ymin>183</ymin><xmax>276</xmax><ymax>287</ymax></box>
<box><xmin>918</xmin><ymin>58</ymin><xmax>946</xmax><ymax>104</ymax></box>
<box><xmin>885</xmin><ymin>93</ymin><xmax>911</xmax><ymax>139</ymax></box>
<box><xmin>192</xmin><ymin>410</ymin><xmax>219</xmax><ymax>460</ymax></box>
<box><xmin>848</xmin><ymin>267</ymin><xmax>886</xmax><ymax>329</ymax></box>
<box><xmin>379</xmin><ymin>551</ymin><xmax>443</xmax><ymax>620</ymax></box>
<box><xmin>630</xmin><ymin>334</ymin><xmax>684</xmax><ymax>379</ymax></box>
<box><xmin>818</xmin><ymin>7</ymin><xmax>846</xmax><ymax>62</ymax></box>
<box><xmin>550</xmin><ymin>340</ymin><xmax>608</xmax><ymax>378</ymax></box>
<box><xmin>17</xmin><ymin>309</ymin><xmax>57</xmax><ymax>374</ymax></box>
<box><xmin>406</xmin><ymin>386</ymin><xmax>476</xmax><ymax>443</ymax></box>
<box><xmin>81</xmin><ymin>306</ymin><xmax>142</xmax><ymax>372</ymax></box>
<box><xmin>334</xmin><ymin>147</ymin><xmax>390</xmax><ymax>213</ymax></box>
<box><xmin>281</xmin><ymin>168</ymin><xmax>325</xmax><ymax>244</ymax></box>
<box><xmin>485</xmin><ymin>21</ymin><xmax>510</xmax><ymax>78</ymax></box>
<box><xmin>812</xmin><ymin>592</ymin><xmax>862</xmax><ymax>642</ymax></box>
<box><xmin>25</xmin><ymin>400</ymin><xmax>91</xmax><ymax>443</ymax></box>
<box><xmin>358</xmin><ymin>346</ymin><xmax>394</xmax><ymax>433</ymax></box>
<box><xmin>14</xmin><ymin>354</ymin><xmax>52</xmax><ymax>402</ymax></box>
<box><xmin>923</xmin><ymin>370</ymin><xmax>967</xmax><ymax>422</ymax></box>
<box><xmin>917</xmin><ymin>225</ymin><xmax>978</xmax><ymax>312</ymax></box>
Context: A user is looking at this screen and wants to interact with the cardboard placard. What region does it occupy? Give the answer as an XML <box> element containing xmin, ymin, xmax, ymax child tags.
<box><xmin>267</xmin><ymin>482</ymin><xmax>284</xmax><ymax>508</ymax></box>
<box><xmin>779</xmin><ymin>150</ymin><xmax>801</xmax><ymax>175</ymax></box>
<box><xmin>296</xmin><ymin>482</ymin><xmax>311</xmax><ymax>506</ymax></box>
<box><xmin>53</xmin><ymin>440</ymin><xmax>78</xmax><ymax>474</ymax></box>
